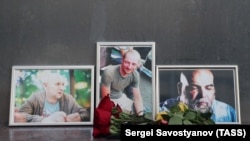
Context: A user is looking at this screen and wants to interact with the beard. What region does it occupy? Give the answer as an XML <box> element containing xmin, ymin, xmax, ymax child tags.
<box><xmin>180</xmin><ymin>94</ymin><xmax>213</xmax><ymax>114</ymax></box>
<box><xmin>192</xmin><ymin>98</ymin><xmax>213</xmax><ymax>113</ymax></box>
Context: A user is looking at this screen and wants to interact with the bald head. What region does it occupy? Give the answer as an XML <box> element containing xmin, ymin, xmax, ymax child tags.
<box><xmin>120</xmin><ymin>49</ymin><xmax>141</xmax><ymax>76</ymax></box>
<box><xmin>182</xmin><ymin>69</ymin><xmax>214</xmax><ymax>85</ymax></box>
<box><xmin>123</xmin><ymin>49</ymin><xmax>141</xmax><ymax>64</ymax></box>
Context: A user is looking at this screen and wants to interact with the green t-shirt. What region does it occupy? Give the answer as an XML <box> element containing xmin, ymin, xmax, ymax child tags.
<box><xmin>101</xmin><ymin>65</ymin><xmax>140</xmax><ymax>99</ymax></box>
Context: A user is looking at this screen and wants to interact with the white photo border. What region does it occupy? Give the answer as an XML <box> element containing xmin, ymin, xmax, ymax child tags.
<box><xmin>96</xmin><ymin>42</ymin><xmax>156</xmax><ymax>120</ymax></box>
<box><xmin>156</xmin><ymin>65</ymin><xmax>241</xmax><ymax>124</ymax></box>
<box><xmin>9</xmin><ymin>65</ymin><xmax>95</xmax><ymax>126</ymax></box>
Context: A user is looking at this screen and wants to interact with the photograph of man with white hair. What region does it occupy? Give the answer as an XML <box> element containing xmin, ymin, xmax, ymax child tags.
<box><xmin>14</xmin><ymin>70</ymin><xmax>90</xmax><ymax>123</ymax></box>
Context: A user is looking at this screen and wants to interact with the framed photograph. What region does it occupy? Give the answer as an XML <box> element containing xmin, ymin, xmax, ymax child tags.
<box><xmin>9</xmin><ymin>65</ymin><xmax>95</xmax><ymax>126</ymax></box>
<box><xmin>96</xmin><ymin>42</ymin><xmax>156</xmax><ymax>120</ymax></box>
<box><xmin>156</xmin><ymin>65</ymin><xmax>241</xmax><ymax>124</ymax></box>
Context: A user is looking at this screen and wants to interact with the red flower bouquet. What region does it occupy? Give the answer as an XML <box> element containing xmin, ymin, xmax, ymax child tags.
<box><xmin>92</xmin><ymin>95</ymin><xmax>122</xmax><ymax>137</ymax></box>
<box><xmin>93</xmin><ymin>95</ymin><xmax>153</xmax><ymax>138</ymax></box>
<box><xmin>93</xmin><ymin>96</ymin><xmax>215</xmax><ymax>138</ymax></box>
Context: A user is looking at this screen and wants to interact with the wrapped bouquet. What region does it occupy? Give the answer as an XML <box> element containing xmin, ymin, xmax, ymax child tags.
<box><xmin>93</xmin><ymin>95</ymin><xmax>215</xmax><ymax>138</ymax></box>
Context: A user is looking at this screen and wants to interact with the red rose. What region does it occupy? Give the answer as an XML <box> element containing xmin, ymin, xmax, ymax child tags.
<box><xmin>94</xmin><ymin>108</ymin><xmax>111</xmax><ymax>126</ymax></box>
<box><xmin>93</xmin><ymin>95</ymin><xmax>122</xmax><ymax>137</ymax></box>
<box><xmin>112</xmin><ymin>104</ymin><xmax>122</xmax><ymax>119</ymax></box>
<box><xmin>97</xmin><ymin>94</ymin><xmax>115</xmax><ymax>111</ymax></box>
<box><xmin>93</xmin><ymin>125</ymin><xmax>110</xmax><ymax>137</ymax></box>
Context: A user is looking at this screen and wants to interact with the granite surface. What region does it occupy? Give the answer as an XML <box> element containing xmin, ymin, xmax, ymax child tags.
<box><xmin>0</xmin><ymin>125</ymin><xmax>119</xmax><ymax>141</ymax></box>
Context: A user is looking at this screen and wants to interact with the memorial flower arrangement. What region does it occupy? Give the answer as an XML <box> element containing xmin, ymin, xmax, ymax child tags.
<box><xmin>155</xmin><ymin>102</ymin><xmax>215</xmax><ymax>125</ymax></box>
<box><xmin>93</xmin><ymin>95</ymin><xmax>215</xmax><ymax>138</ymax></box>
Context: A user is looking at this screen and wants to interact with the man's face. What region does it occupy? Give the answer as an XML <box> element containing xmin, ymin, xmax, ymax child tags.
<box><xmin>44</xmin><ymin>75</ymin><xmax>66</xmax><ymax>99</ymax></box>
<box><xmin>121</xmin><ymin>53</ymin><xmax>139</xmax><ymax>75</ymax></box>
<box><xmin>180</xmin><ymin>70</ymin><xmax>215</xmax><ymax>112</ymax></box>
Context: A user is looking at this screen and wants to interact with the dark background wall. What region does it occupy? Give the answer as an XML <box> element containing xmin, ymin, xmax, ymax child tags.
<box><xmin>0</xmin><ymin>0</ymin><xmax>250</xmax><ymax>126</ymax></box>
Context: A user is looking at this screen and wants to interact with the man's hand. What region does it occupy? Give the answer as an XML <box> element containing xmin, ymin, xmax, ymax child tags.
<box><xmin>14</xmin><ymin>112</ymin><xmax>27</xmax><ymax>123</ymax></box>
<box><xmin>66</xmin><ymin>113</ymin><xmax>81</xmax><ymax>122</ymax></box>
<box><xmin>42</xmin><ymin>111</ymin><xmax>66</xmax><ymax>122</ymax></box>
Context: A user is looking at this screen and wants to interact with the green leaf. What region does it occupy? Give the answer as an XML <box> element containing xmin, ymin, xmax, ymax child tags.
<box><xmin>200</xmin><ymin>111</ymin><xmax>213</xmax><ymax>118</ymax></box>
<box><xmin>169</xmin><ymin>116</ymin><xmax>183</xmax><ymax>125</ymax></box>
<box><xmin>184</xmin><ymin>111</ymin><xmax>196</xmax><ymax>120</ymax></box>
<box><xmin>183</xmin><ymin>119</ymin><xmax>193</xmax><ymax>125</ymax></box>
<box><xmin>203</xmin><ymin>119</ymin><xmax>215</xmax><ymax>125</ymax></box>
<box><xmin>174</xmin><ymin>112</ymin><xmax>184</xmax><ymax>118</ymax></box>
<box><xmin>189</xmin><ymin>119</ymin><xmax>203</xmax><ymax>124</ymax></box>
<box><xmin>170</xmin><ymin>105</ymin><xmax>180</xmax><ymax>113</ymax></box>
